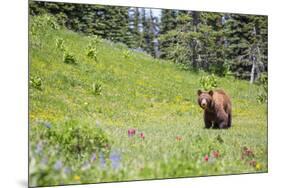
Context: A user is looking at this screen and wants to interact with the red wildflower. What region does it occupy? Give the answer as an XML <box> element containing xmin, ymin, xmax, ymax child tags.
<box><xmin>128</xmin><ymin>128</ymin><xmax>136</xmax><ymax>137</ymax></box>
<box><xmin>249</xmin><ymin>160</ymin><xmax>257</xmax><ymax>167</ymax></box>
<box><xmin>176</xmin><ymin>136</ymin><xmax>182</xmax><ymax>141</ymax></box>
<box><xmin>140</xmin><ymin>133</ymin><xmax>145</xmax><ymax>139</ymax></box>
<box><xmin>204</xmin><ymin>155</ymin><xmax>209</xmax><ymax>162</ymax></box>
<box><xmin>212</xmin><ymin>150</ymin><xmax>220</xmax><ymax>158</ymax></box>
<box><xmin>242</xmin><ymin>147</ymin><xmax>254</xmax><ymax>158</ymax></box>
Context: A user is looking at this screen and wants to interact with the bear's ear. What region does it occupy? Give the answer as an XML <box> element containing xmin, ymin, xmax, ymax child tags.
<box><xmin>197</xmin><ymin>89</ymin><xmax>202</xmax><ymax>96</ymax></box>
<box><xmin>208</xmin><ymin>90</ymin><xmax>214</xmax><ymax>96</ymax></box>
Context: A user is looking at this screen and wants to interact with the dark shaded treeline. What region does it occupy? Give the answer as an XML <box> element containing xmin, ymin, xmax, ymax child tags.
<box><xmin>30</xmin><ymin>1</ymin><xmax>267</xmax><ymax>83</ymax></box>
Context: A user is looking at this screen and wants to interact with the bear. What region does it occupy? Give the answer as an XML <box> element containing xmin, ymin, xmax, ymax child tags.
<box><xmin>197</xmin><ymin>89</ymin><xmax>232</xmax><ymax>129</ymax></box>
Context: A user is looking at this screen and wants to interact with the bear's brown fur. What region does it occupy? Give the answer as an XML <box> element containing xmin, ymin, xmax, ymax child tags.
<box><xmin>197</xmin><ymin>89</ymin><xmax>232</xmax><ymax>129</ymax></box>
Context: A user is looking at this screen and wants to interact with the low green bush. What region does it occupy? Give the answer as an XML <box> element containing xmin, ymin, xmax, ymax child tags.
<box><xmin>93</xmin><ymin>82</ymin><xmax>102</xmax><ymax>95</ymax></box>
<box><xmin>29</xmin><ymin>119</ymin><xmax>111</xmax><ymax>186</ymax></box>
<box><xmin>30</xmin><ymin>75</ymin><xmax>42</xmax><ymax>90</ymax></box>
<box><xmin>86</xmin><ymin>47</ymin><xmax>98</xmax><ymax>61</ymax></box>
<box><xmin>86</xmin><ymin>36</ymin><xmax>100</xmax><ymax>61</ymax></box>
<box><xmin>63</xmin><ymin>51</ymin><xmax>76</xmax><ymax>64</ymax></box>
<box><xmin>30</xmin><ymin>119</ymin><xmax>110</xmax><ymax>158</ymax></box>
<box><xmin>122</xmin><ymin>50</ymin><xmax>131</xmax><ymax>59</ymax></box>
<box><xmin>199</xmin><ymin>74</ymin><xmax>218</xmax><ymax>91</ymax></box>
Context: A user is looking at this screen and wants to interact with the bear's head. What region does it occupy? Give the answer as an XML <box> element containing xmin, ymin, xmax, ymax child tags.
<box><xmin>197</xmin><ymin>90</ymin><xmax>213</xmax><ymax>110</ymax></box>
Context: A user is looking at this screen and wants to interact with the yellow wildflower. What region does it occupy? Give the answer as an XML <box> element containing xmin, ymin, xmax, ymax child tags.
<box><xmin>73</xmin><ymin>175</ymin><xmax>81</xmax><ymax>181</ymax></box>
<box><xmin>256</xmin><ymin>163</ymin><xmax>262</xmax><ymax>170</ymax></box>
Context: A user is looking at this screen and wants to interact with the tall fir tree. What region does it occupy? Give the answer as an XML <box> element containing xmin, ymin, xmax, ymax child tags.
<box><xmin>127</xmin><ymin>8</ymin><xmax>142</xmax><ymax>48</ymax></box>
<box><xmin>224</xmin><ymin>14</ymin><xmax>268</xmax><ymax>82</ymax></box>
<box><xmin>159</xmin><ymin>9</ymin><xmax>178</xmax><ymax>59</ymax></box>
<box><xmin>141</xmin><ymin>9</ymin><xmax>159</xmax><ymax>57</ymax></box>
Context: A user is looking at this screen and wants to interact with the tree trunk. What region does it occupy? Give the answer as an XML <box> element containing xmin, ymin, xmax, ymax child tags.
<box><xmin>191</xmin><ymin>11</ymin><xmax>200</xmax><ymax>69</ymax></box>
<box><xmin>250</xmin><ymin>58</ymin><xmax>256</xmax><ymax>84</ymax></box>
<box><xmin>150</xmin><ymin>9</ymin><xmax>160</xmax><ymax>58</ymax></box>
<box><xmin>250</xmin><ymin>25</ymin><xmax>263</xmax><ymax>84</ymax></box>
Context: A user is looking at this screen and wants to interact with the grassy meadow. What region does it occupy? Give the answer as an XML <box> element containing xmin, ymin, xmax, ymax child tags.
<box><xmin>29</xmin><ymin>15</ymin><xmax>267</xmax><ymax>187</ymax></box>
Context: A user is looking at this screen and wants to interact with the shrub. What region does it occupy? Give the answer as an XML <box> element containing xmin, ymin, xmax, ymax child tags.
<box><xmin>30</xmin><ymin>75</ymin><xmax>42</xmax><ymax>90</ymax></box>
<box><xmin>56</xmin><ymin>38</ymin><xmax>76</xmax><ymax>64</ymax></box>
<box><xmin>93</xmin><ymin>82</ymin><xmax>102</xmax><ymax>95</ymax></box>
<box><xmin>30</xmin><ymin>119</ymin><xmax>110</xmax><ymax>158</ymax></box>
<box><xmin>199</xmin><ymin>74</ymin><xmax>218</xmax><ymax>91</ymax></box>
<box><xmin>63</xmin><ymin>51</ymin><xmax>76</xmax><ymax>64</ymax></box>
<box><xmin>122</xmin><ymin>50</ymin><xmax>131</xmax><ymax>59</ymax></box>
<box><xmin>86</xmin><ymin>36</ymin><xmax>100</xmax><ymax>61</ymax></box>
<box><xmin>53</xmin><ymin>121</ymin><xmax>110</xmax><ymax>156</ymax></box>
<box><xmin>29</xmin><ymin>119</ymin><xmax>111</xmax><ymax>186</ymax></box>
<box><xmin>86</xmin><ymin>47</ymin><xmax>98</xmax><ymax>61</ymax></box>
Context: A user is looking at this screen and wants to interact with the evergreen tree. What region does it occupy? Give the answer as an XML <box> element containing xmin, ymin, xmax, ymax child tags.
<box><xmin>160</xmin><ymin>9</ymin><xmax>178</xmax><ymax>34</ymax></box>
<box><xmin>159</xmin><ymin>9</ymin><xmax>178</xmax><ymax>58</ymax></box>
<box><xmin>141</xmin><ymin>9</ymin><xmax>159</xmax><ymax>56</ymax></box>
<box><xmin>30</xmin><ymin>1</ymin><xmax>268</xmax><ymax>81</ymax></box>
<box><xmin>198</xmin><ymin>12</ymin><xmax>226</xmax><ymax>75</ymax></box>
<box><xmin>157</xmin><ymin>10</ymin><xmax>268</xmax><ymax>79</ymax></box>
<box><xmin>127</xmin><ymin>8</ymin><xmax>143</xmax><ymax>48</ymax></box>
<box><xmin>30</xmin><ymin>1</ymin><xmax>133</xmax><ymax>47</ymax></box>
<box><xmin>225</xmin><ymin>14</ymin><xmax>268</xmax><ymax>82</ymax></box>
<box><xmin>102</xmin><ymin>6</ymin><xmax>131</xmax><ymax>44</ymax></box>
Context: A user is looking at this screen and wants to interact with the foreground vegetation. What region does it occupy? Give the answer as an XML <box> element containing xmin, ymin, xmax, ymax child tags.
<box><xmin>29</xmin><ymin>15</ymin><xmax>267</xmax><ymax>187</ymax></box>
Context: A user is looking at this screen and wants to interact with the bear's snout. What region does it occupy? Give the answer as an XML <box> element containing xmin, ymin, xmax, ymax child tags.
<box><xmin>201</xmin><ymin>99</ymin><xmax>207</xmax><ymax>109</ymax></box>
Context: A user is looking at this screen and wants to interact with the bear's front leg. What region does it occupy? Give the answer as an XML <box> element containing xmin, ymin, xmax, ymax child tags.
<box><xmin>204</xmin><ymin>119</ymin><xmax>212</xmax><ymax>129</ymax></box>
<box><xmin>204</xmin><ymin>112</ymin><xmax>213</xmax><ymax>129</ymax></box>
<box><xmin>213</xmin><ymin>122</ymin><xmax>219</xmax><ymax>129</ymax></box>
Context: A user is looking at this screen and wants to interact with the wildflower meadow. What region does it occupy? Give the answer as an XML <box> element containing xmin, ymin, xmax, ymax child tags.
<box><xmin>29</xmin><ymin>4</ymin><xmax>267</xmax><ymax>187</ymax></box>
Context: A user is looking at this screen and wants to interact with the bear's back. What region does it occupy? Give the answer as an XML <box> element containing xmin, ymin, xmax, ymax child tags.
<box><xmin>214</xmin><ymin>89</ymin><xmax>227</xmax><ymax>95</ymax></box>
<box><xmin>213</xmin><ymin>89</ymin><xmax>231</xmax><ymax>111</ymax></box>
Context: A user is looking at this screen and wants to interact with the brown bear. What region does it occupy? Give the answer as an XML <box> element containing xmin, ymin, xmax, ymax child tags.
<box><xmin>197</xmin><ymin>89</ymin><xmax>232</xmax><ymax>129</ymax></box>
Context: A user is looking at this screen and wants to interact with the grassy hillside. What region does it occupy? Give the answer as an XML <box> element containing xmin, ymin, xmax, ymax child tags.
<box><xmin>29</xmin><ymin>15</ymin><xmax>267</xmax><ymax>187</ymax></box>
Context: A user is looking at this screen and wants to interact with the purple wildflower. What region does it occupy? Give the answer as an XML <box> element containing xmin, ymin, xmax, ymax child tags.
<box><xmin>109</xmin><ymin>150</ymin><xmax>121</xmax><ymax>170</ymax></box>
<box><xmin>35</xmin><ymin>142</ymin><xmax>43</xmax><ymax>154</ymax></box>
<box><xmin>54</xmin><ymin>160</ymin><xmax>63</xmax><ymax>170</ymax></box>
<box><xmin>91</xmin><ymin>153</ymin><xmax>97</xmax><ymax>162</ymax></box>
<box><xmin>63</xmin><ymin>167</ymin><xmax>71</xmax><ymax>174</ymax></box>
<box><xmin>99</xmin><ymin>152</ymin><xmax>106</xmax><ymax>168</ymax></box>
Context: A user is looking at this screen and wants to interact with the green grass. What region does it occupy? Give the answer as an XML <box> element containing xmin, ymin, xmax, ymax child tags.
<box><xmin>29</xmin><ymin>15</ymin><xmax>267</xmax><ymax>187</ymax></box>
